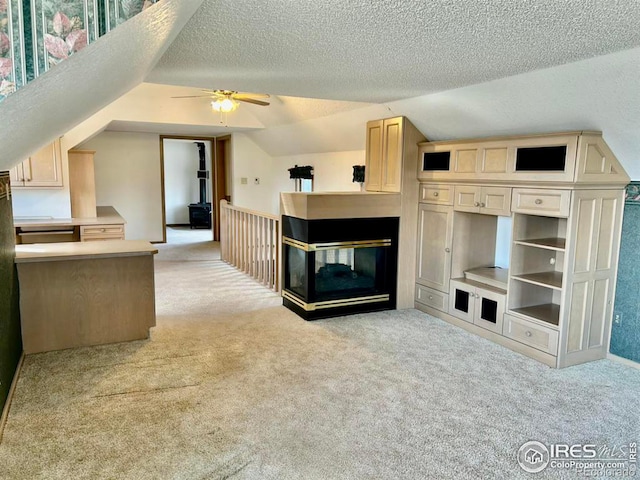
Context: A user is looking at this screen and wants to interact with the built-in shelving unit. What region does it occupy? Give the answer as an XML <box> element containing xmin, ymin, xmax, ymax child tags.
<box><xmin>414</xmin><ymin>131</ymin><xmax>630</xmax><ymax>368</ymax></box>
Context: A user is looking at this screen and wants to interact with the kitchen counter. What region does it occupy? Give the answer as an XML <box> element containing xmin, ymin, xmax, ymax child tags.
<box><xmin>15</xmin><ymin>239</ymin><xmax>157</xmax><ymax>263</ymax></box>
<box><xmin>13</xmin><ymin>205</ymin><xmax>125</xmax><ymax>228</ymax></box>
<box><xmin>14</xmin><ymin>206</ymin><xmax>126</xmax><ymax>243</ymax></box>
<box><xmin>16</xmin><ymin>239</ymin><xmax>157</xmax><ymax>354</ymax></box>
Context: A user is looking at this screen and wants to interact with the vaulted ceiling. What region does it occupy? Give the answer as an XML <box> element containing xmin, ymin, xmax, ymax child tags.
<box><xmin>148</xmin><ymin>0</ymin><xmax>640</xmax><ymax>102</ymax></box>
<box><xmin>2</xmin><ymin>0</ymin><xmax>640</xmax><ymax>175</ymax></box>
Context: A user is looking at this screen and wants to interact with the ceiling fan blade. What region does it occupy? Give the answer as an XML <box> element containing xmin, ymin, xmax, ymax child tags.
<box><xmin>171</xmin><ymin>95</ymin><xmax>214</xmax><ymax>98</ymax></box>
<box><xmin>237</xmin><ymin>97</ymin><xmax>270</xmax><ymax>106</ymax></box>
<box><xmin>234</xmin><ymin>92</ymin><xmax>270</xmax><ymax>99</ymax></box>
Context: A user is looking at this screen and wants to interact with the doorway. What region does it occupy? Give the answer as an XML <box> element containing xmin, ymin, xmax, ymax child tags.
<box><xmin>160</xmin><ymin>135</ymin><xmax>230</xmax><ymax>243</ymax></box>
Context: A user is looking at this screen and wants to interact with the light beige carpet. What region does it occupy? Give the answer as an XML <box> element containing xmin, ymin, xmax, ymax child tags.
<box><xmin>1</xmin><ymin>231</ymin><xmax>639</xmax><ymax>479</ymax></box>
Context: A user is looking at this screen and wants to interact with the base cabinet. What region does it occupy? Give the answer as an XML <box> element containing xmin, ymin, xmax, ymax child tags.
<box><xmin>416</xmin><ymin>204</ymin><xmax>453</xmax><ymax>293</ymax></box>
<box><xmin>80</xmin><ymin>224</ymin><xmax>125</xmax><ymax>241</ymax></box>
<box><xmin>449</xmin><ymin>279</ymin><xmax>505</xmax><ymax>334</ymax></box>
<box><xmin>503</xmin><ymin>313</ymin><xmax>559</xmax><ymax>356</ymax></box>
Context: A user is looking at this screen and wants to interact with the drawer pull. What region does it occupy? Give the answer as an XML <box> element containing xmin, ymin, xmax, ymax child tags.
<box><xmin>525</xmin><ymin>330</ymin><xmax>532</xmax><ymax>337</ymax></box>
<box><xmin>433</xmin><ymin>192</ymin><xmax>439</xmax><ymax>197</ymax></box>
<box><xmin>535</xmin><ymin>199</ymin><xmax>543</xmax><ymax>205</ymax></box>
<box><xmin>100</xmin><ymin>228</ymin><xmax>106</xmax><ymax>232</ymax></box>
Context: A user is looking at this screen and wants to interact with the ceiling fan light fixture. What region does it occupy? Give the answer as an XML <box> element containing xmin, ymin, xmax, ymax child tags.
<box><xmin>211</xmin><ymin>97</ymin><xmax>239</xmax><ymax>113</ymax></box>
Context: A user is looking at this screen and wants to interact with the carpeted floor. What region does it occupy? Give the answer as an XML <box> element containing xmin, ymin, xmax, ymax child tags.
<box><xmin>1</xmin><ymin>229</ymin><xmax>639</xmax><ymax>479</ymax></box>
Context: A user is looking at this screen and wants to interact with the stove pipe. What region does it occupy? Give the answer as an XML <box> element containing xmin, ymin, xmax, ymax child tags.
<box><xmin>195</xmin><ymin>142</ymin><xmax>208</xmax><ymax>204</ymax></box>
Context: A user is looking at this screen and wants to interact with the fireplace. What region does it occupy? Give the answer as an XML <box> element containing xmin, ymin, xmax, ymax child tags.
<box><xmin>282</xmin><ymin>215</ymin><xmax>399</xmax><ymax>320</ymax></box>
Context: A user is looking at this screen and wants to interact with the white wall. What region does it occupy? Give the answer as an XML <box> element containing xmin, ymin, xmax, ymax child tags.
<box><xmin>79</xmin><ymin>131</ymin><xmax>163</xmax><ymax>242</ymax></box>
<box><xmin>231</xmin><ymin>133</ymin><xmax>277</xmax><ymax>214</ymax></box>
<box><xmin>11</xmin><ymin>181</ymin><xmax>71</xmax><ymax>218</ymax></box>
<box><xmin>163</xmin><ymin>139</ymin><xmax>212</xmax><ymax>224</ymax></box>
<box><xmin>271</xmin><ymin>150</ymin><xmax>365</xmax><ymax>212</ymax></box>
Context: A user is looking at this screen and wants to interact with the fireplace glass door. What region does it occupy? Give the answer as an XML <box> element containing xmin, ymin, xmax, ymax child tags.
<box><xmin>286</xmin><ymin>242</ymin><xmax>389</xmax><ymax>304</ymax></box>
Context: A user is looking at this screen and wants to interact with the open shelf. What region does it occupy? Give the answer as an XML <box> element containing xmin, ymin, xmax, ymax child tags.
<box><xmin>511</xmin><ymin>303</ymin><xmax>560</xmax><ymax>328</ymax></box>
<box><xmin>514</xmin><ymin>237</ymin><xmax>565</xmax><ymax>251</ymax></box>
<box><xmin>511</xmin><ymin>271</ymin><xmax>563</xmax><ymax>290</ymax></box>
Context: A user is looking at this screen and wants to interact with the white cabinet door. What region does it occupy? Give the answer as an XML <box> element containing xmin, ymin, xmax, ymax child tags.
<box><xmin>416</xmin><ymin>204</ymin><xmax>453</xmax><ymax>293</ymax></box>
<box><xmin>365</xmin><ymin>119</ymin><xmax>384</xmax><ymax>191</ymax></box>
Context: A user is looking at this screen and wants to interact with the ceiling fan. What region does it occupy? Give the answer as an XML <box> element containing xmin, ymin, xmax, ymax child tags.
<box><xmin>172</xmin><ymin>89</ymin><xmax>270</xmax><ymax>112</ymax></box>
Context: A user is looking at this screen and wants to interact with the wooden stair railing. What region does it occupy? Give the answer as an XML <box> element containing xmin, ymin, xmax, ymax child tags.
<box><xmin>219</xmin><ymin>200</ymin><xmax>280</xmax><ymax>292</ymax></box>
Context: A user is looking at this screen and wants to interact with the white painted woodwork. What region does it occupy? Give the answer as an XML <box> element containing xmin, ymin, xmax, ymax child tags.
<box><xmin>449</xmin><ymin>278</ymin><xmax>506</xmax><ymax>334</ymax></box>
<box><xmin>453</xmin><ymin>185</ymin><xmax>511</xmax><ymax>216</ymax></box>
<box><xmin>511</xmin><ymin>188</ymin><xmax>571</xmax><ymax>217</ymax></box>
<box><xmin>381</xmin><ymin>117</ymin><xmax>403</xmax><ymax>192</ymax></box>
<box><xmin>419</xmin><ymin>184</ymin><xmax>453</xmax><ymax>205</ymax></box>
<box><xmin>416</xmin><ymin>204</ymin><xmax>453</xmax><ymax>293</ymax></box>
<box><xmin>416</xmin><ymin>131</ymin><xmax>628</xmax><ymax>368</ymax></box>
<box><xmin>415</xmin><ymin>284</ymin><xmax>449</xmax><ymax>312</ymax></box>
<box><xmin>10</xmin><ymin>140</ymin><xmax>63</xmax><ymax>188</ymax></box>
<box><xmin>365</xmin><ymin>119</ymin><xmax>384</xmax><ymax>192</ymax></box>
<box><xmin>503</xmin><ymin>313</ymin><xmax>559</xmax><ymax>356</ymax></box>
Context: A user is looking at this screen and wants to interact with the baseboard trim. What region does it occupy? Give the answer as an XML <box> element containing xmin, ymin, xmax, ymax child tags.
<box><xmin>0</xmin><ymin>352</ymin><xmax>24</xmax><ymax>443</ymax></box>
<box><xmin>608</xmin><ymin>353</ymin><xmax>640</xmax><ymax>370</ymax></box>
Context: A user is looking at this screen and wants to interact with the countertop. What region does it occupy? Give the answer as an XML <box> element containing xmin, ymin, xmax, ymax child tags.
<box><xmin>15</xmin><ymin>240</ymin><xmax>157</xmax><ymax>263</ymax></box>
<box><xmin>14</xmin><ymin>206</ymin><xmax>125</xmax><ymax>228</ymax></box>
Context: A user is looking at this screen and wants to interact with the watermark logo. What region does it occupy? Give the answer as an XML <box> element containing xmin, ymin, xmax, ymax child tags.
<box><xmin>517</xmin><ymin>441</ymin><xmax>637</xmax><ymax>476</ymax></box>
<box><xmin>518</xmin><ymin>441</ymin><xmax>550</xmax><ymax>473</ymax></box>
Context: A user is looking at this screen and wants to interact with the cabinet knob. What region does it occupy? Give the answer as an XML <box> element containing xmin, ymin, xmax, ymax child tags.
<box><xmin>475</xmin><ymin>294</ymin><xmax>480</xmax><ymax>299</ymax></box>
<box><xmin>525</xmin><ymin>330</ymin><xmax>532</xmax><ymax>337</ymax></box>
<box><xmin>480</xmin><ymin>202</ymin><xmax>485</xmax><ymax>208</ymax></box>
<box><xmin>474</xmin><ymin>202</ymin><xmax>480</xmax><ymax>207</ymax></box>
<box><xmin>428</xmin><ymin>295</ymin><xmax>433</xmax><ymax>300</ymax></box>
<box><xmin>445</xmin><ymin>247</ymin><xmax>451</xmax><ymax>253</ymax></box>
<box><xmin>433</xmin><ymin>192</ymin><xmax>439</xmax><ymax>197</ymax></box>
<box><xmin>100</xmin><ymin>228</ymin><xmax>106</xmax><ymax>232</ymax></box>
<box><xmin>535</xmin><ymin>199</ymin><xmax>543</xmax><ymax>205</ymax></box>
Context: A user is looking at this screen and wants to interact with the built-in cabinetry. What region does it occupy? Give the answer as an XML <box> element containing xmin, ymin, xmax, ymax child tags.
<box><xmin>364</xmin><ymin>116</ymin><xmax>426</xmax><ymax>309</ymax></box>
<box><xmin>68</xmin><ymin>150</ymin><xmax>97</xmax><ymax>218</ymax></box>
<box><xmin>9</xmin><ymin>139</ymin><xmax>63</xmax><ymax>188</ymax></box>
<box><xmin>415</xmin><ymin>131</ymin><xmax>629</xmax><ymax>368</ymax></box>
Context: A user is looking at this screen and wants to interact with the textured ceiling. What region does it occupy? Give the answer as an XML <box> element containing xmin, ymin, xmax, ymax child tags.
<box><xmin>147</xmin><ymin>0</ymin><xmax>640</xmax><ymax>102</ymax></box>
<box><xmin>0</xmin><ymin>0</ymin><xmax>204</xmax><ymax>169</ymax></box>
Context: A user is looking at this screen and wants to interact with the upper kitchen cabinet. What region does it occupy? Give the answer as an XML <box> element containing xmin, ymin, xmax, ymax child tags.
<box><xmin>365</xmin><ymin>117</ymin><xmax>425</xmax><ymax>193</ymax></box>
<box><xmin>11</xmin><ymin>139</ymin><xmax>63</xmax><ymax>188</ymax></box>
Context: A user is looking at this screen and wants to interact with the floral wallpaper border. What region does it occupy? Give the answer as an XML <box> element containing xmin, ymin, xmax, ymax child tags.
<box><xmin>625</xmin><ymin>182</ymin><xmax>640</xmax><ymax>205</ymax></box>
<box><xmin>0</xmin><ymin>0</ymin><xmax>160</xmax><ymax>102</ymax></box>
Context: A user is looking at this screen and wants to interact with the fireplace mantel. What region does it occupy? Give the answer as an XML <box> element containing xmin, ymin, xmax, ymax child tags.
<box><xmin>280</xmin><ymin>192</ymin><xmax>401</xmax><ymax>220</ymax></box>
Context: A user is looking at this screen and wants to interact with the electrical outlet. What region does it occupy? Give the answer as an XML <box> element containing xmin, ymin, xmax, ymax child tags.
<box><xmin>614</xmin><ymin>313</ymin><xmax>623</xmax><ymax>325</ymax></box>
<box><xmin>254</xmin><ymin>177</ymin><xmax>260</xmax><ymax>185</ymax></box>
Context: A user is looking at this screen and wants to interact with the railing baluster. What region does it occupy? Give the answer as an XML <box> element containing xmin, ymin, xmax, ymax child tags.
<box><xmin>219</xmin><ymin>200</ymin><xmax>280</xmax><ymax>291</ymax></box>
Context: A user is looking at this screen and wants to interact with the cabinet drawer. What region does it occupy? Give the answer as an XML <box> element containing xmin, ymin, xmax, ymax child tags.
<box><xmin>415</xmin><ymin>284</ymin><xmax>449</xmax><ymax>312</ymax></box>
<box><xmin>512</xmin><ymin>188</ymin><xmax>571</xmax><ymax>217</ymax></box>
<box><xmin>80</xmin><ymin>224</ymin><xmax>125</xmax><ymax>241</ymax></box>
<box><xmin>503</xmin><ymin>314</ymin><xmax>559</xmax><ymax>355</ymax></box>
<box><xmin>419</xmin><ymin>184</ymin><xmax>452</xmax><ymax>205</ymax></box>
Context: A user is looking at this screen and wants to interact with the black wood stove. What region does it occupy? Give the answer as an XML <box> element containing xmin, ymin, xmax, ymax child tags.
<box><xmin>188</xmin><ymin>142</ymin><xmax>212</xmax><ymax>229</ymax></box>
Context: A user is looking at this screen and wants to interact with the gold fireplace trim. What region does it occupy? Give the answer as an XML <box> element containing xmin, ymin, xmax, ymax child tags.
<box><xmin>283</xmin><ymin>237</ymin><xmax>392</xmax><ymax>252</ymax></box>
<box><xmin>282</xmin><ymin>291</ymin><xmax>390</xmax><ymax>311</ymax></box>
